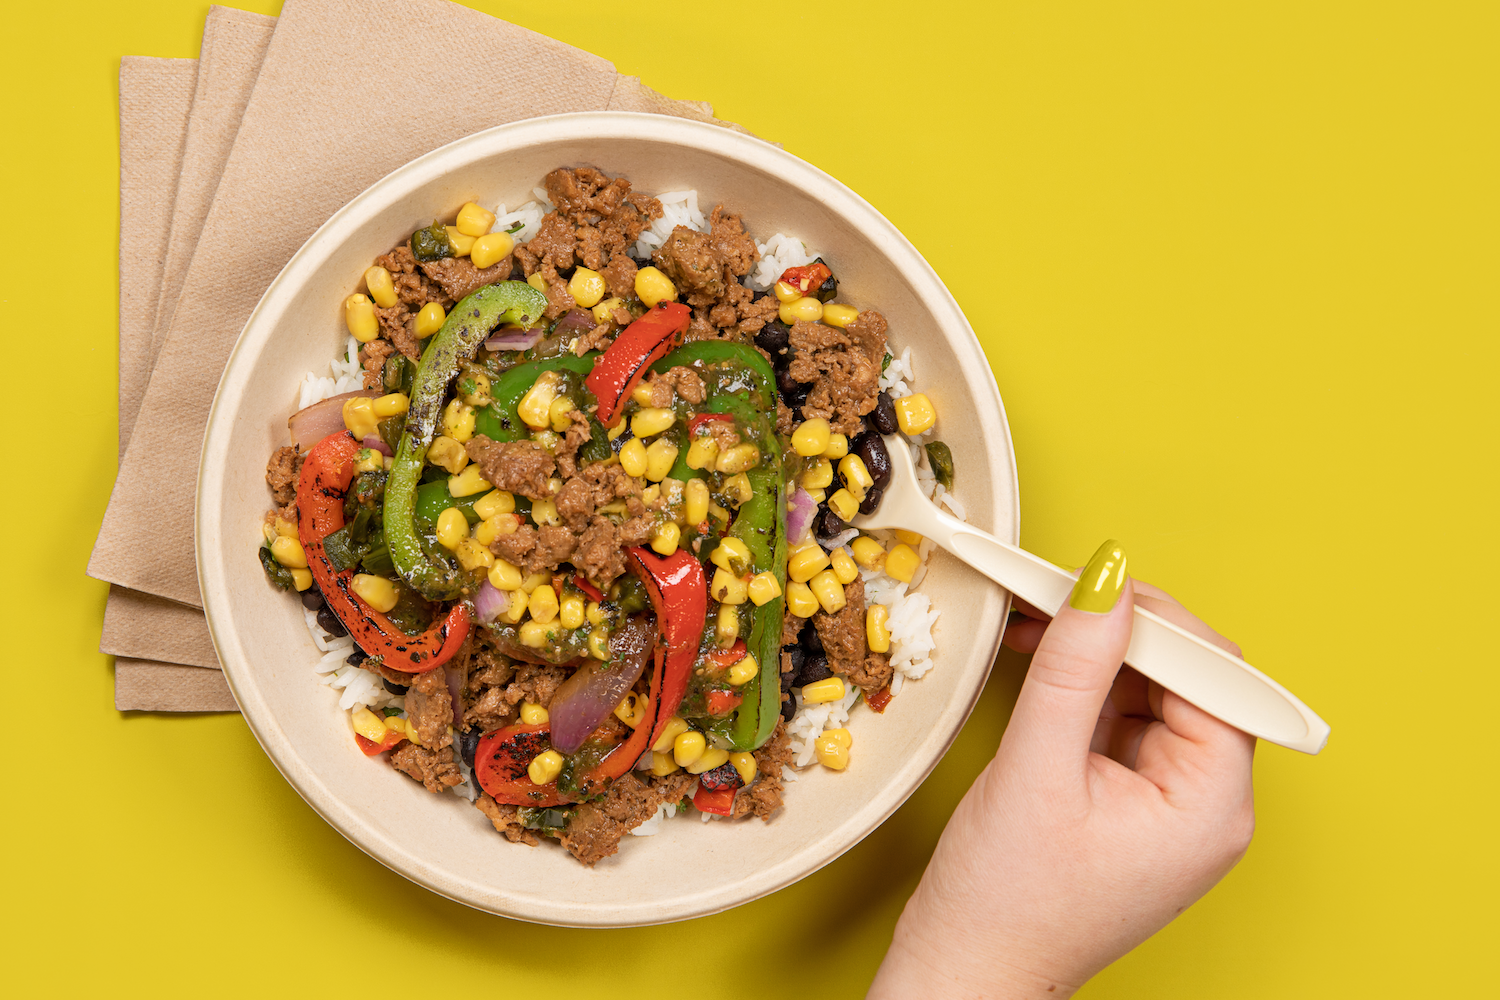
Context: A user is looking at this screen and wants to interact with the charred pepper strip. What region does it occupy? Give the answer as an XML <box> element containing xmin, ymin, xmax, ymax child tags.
<box><xmin>297</xmin><ymin>431</ymin><xmax>469</xmax><ymax>673</ymax></box>
<box><xmin>473</xmin><ymin>353</ymin><xmax>598</xmax><ymax>443</ymax></box>
<box><xmin>584</xmin><ymin>302</ymin><xmax>691</xmax><ymax>427</ymax></box>
<box><xmin>385</xmin><ymin>282</ymin><xmax>546</xmax><ymax>601</ymax></box>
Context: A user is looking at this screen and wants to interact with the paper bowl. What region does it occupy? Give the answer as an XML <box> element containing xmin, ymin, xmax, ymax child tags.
<box><xmin>198</xmin><ymin>112</ymin><xmax>1019</xmax><ymax>926</ymax></box>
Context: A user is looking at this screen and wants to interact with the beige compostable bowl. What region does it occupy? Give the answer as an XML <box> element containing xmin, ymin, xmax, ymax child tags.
<box><xmin>197</xmin><ymin>112</ymin><xmax>1019</xmax><ymax>926</ymax></box>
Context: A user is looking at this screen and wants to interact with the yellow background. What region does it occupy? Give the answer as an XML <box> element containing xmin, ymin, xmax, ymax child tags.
<box><xmin>2</xmin><ymin>1</ymin><xmax>1494</xmax><ymax>995</ymax></box>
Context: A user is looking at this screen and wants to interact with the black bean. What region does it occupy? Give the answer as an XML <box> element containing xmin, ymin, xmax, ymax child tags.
<box><xmin>754</xmin><ymin>321</ymin><xmax>791</xmax><ymax>362</ymax></box>
<box><xmin>316</xmin><ymin>605</ymin><xmax>348</xmax><ymax>638</ymax></box>
<box><xmin>610</xmin><ymin>427</ymin><xmax>633</xmax><ymax>454</ymax></box>
<box><xmin>459</xmin><ymin>729</ymin><xmax>482</xmax><ymax>771</ymax></box>
<box><xmin>858</xmin><ymin>485</ymin><xmax>884</xmax><ymax>515</ymax></box>
<box><xmin>780</xmin><ymin>695</ymin><xmax>797</xmax><ymax>723</ymax></box>
<box><xmin>782</xmin><ymin>646</ymin><xmax>806</xmax><ymax>686</ymax></box>
<box><xmin>797</xmin><ymin>655</ymin><xmax>833</xmax><ymax>687</ymax></box>
<box><xmin>346</xmin><ymin>648</ymin><xmax>368</xmax><ymax>666</ymax></box>
<box><xmin>854</xmin><ymin>431</ymin><xmax>893</xmax><ymax>490</ymax></box>
<box><xmin>870</xmin><ymin>391</ymin><xmax>898</xmax><ymax>435</ymax></box>
<box><xmin>300</xmin><ymin>587</ymin><xmax>325</xmax><ymax>611</ymax></box>
<box><xmin>381</xmin><ymin>677</ymin><xmax>409</xmax><ymax>696</ymax></box>
<box><xmin>800</xmin><ymin>621</ymin><xmax>825</xmax><ymax>657</ymax></box>
<box><xmin>814</xmin><ymin>507</ymin><xmax>848</xmax><ymax>540</ymax></box>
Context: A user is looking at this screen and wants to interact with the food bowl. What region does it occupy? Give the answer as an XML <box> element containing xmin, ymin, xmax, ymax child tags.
<box><xmin>197</xmin><ymin>111</ymin><xmax>1019</xmax><ymax>926</ymax></box>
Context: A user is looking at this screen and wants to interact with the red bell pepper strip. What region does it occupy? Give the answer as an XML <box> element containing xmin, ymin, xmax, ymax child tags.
<box><xmin>704</xmin><ymin>689</ymin><xmax>743</xmax><ymax>716</ymax></box>
<box><xmin>779</xmin><ymin>262</ymin><xmax>832</xmax><ymax>297</ymax></box>
<box><xmin>473</xmin><ymin>723</ymin><xmax>574</xmax><ymax>807</ymax></box>
<box><xmin>297</xmin><ymin>430</ymin><xmax>470</xmax><ymax>673</ymax></box>
<box><xmin>585</xmin><ymin>302</ymin><xmax>691</xmax><ymax>427</ymax></box>
<box><xmin>866</xmin><ymin>685</ymin><xmax>893</xmax><ymax>713</ymax></box>
<box><xmin>355</xmin><ymin>730</ymin><xmax>405</xmax><ymax>756</ymax></box>
<box><xmin>693</xmin><ymin>784</ymin><xmax>736</xmax><ymax>816</ymax></box>
<box><xmin>706</xmin><ymin>639</ymin><xmax>747</xmax><ymax>671</ymax></box>
<box><xmin>572</xmin><ymin>574</ymin><xmax>604</xmax><ymax>603</ymax></box>
<box><xmin>687</xmin><ymin>411</ymin><xmax>734</xmax><ymax>436</ymax></box>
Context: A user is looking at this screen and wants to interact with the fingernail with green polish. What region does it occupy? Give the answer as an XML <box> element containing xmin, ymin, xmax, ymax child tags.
<box><xmin>1070</xmin><ymin>539</ymin><xmax>1128</xmax><ymax>613</ymax></box>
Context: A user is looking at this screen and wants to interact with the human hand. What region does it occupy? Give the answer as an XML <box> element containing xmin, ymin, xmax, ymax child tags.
<box><xmin>868</xmin><ymin>541</ymin><xmax>1257</xmax><ymax>998</ymax></box>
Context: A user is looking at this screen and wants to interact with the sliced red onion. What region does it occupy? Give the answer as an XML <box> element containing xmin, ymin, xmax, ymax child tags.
<box><xmin>483</xmin><ymin>326</ymin><xmax>544</xmax><ymax>352</ymax></box>
<box><xmin>553</xmin><ymin>307</ymin><xmax>597</xmax><ymax>335</ymax></box>
<box><xmin>361</xmin><ymin>435</ymin><xmax>393</xmax><ymax>457</ymax></box>
<box><xmin>287</xmin><ymin>389</ymin><xmax>378</xmax><ymax>448</ymax></box>
<box><xmin>635</xmin><ymin>750</ymin><xmax>654</xmax><ymax>771</ymax></box>
<box><xmin>787</xmin><ymin>488</ymin><xmax>818</xmax><ymax>542</ymax></box>
<box><xmin>473</xmin><ymin>580</ymin><xmax>509</xmax><ymax>624</ymax></box>
<box><xmin>549</xmin><ymin>615</ymin><xmax>657</xmax><ymax>755</ymax></box>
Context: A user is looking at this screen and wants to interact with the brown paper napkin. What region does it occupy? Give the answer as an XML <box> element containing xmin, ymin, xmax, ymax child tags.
<box><xmin>102</xmin><ymin>0</ymin><xmax>758</xmax><ymax>710</ymax></box>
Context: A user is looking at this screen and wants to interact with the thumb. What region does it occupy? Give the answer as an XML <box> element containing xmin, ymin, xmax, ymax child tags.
<box><xmin>1001</xmin><ymin>540</ymin><xmax>1134</xmax><ymax>779</ymax></box>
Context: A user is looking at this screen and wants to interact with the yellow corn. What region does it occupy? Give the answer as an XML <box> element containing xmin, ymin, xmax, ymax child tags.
<box><xmin>614</xmin><ymin>692</ymin><xmax>649</xmax><ymax>728</ymax></box>
<box><xmin>372</xmin><ymin>392</ymin><xmax>409</xmax><ymax>418</ymax></box>
<box><xmin>650</xmin><ymin>751</ymin><xmax>681</xmax><ymax>776</ymax></box>
<box><xmin>290</xmin><ymin>568</ymin><xmax>313</xmax><ymax>592</ymax></box>
<box><xmin>351</xmin><ymin>706</ymin><xmax>389</xmax><ymax>743</ymax></box>
<box><xmin>779</xmin><ymin>296</ymin><xmax>823</xmax><ymax>325</ymax></box>
<box><xmin>823</xmin><ymin>727</ymin><xmax>853</xmax><ymax>749</ymax></box>
<box><xmin>650</xmin><ymin>521</ymin><xmax>681</xmax><ymax>556</ymax></box>
<box><xmin>502</xmin><ymin>589</ymin><xmax>528</xmax><ymax>624</ymax></box>
<box><xmin>518</xmin><ymin>619</ymin><xmax>552</xmax><ymax>648</ymax></box>
<box><xmin>850</xmin><ymin>535</ymin><xmax>887</xmax><ymax>569</ymax></box>
<box><xmin>520</xmin><ymin>702</ymin><xmax>549</xmax><ymax>725</ymax></box>
<box><xmin>810</xmin><ymin>569</ymin><xmax>846</xmax><ymax>614</ymax></box>
<box><xmin>711</xmin><ymin>567</ymin><xmax>749</xmax><ymax>606</ymax></box>
<box><xmin>885</xmin><ymin>543</ymin><xmax>920</xmax><ymax>583</ymax></box>
<box><xmin>824</xmin><ymin>434</ymin><xmax>849</xmax><ymax>460</ymax></box>
<box><xmin>529</xmin><ymin>498</ymin><xmax>560</xmax><ymax>528</ymax></box>
<box><xmin>631</xmin><ymin>407</ymin><xmax>676</xmax><ymax>438</ymax></box>
<box><xmin>342</xmin><ymin>396</ymin><xmax>378</xmax><ymax>440</ymax></box>
<box><xmin>640</xmin><ymin>484</ymin><xmax>661</xmax><ymax>508</ymax></box>
<box><xmin>274</xmin><ymin>517</ymin><xmax>297</xmax><ymax>538</ymax></box>
<box><xmin>802</xmin><ymin>676</ymin><xmax>846</xmax><ymax>704</ymax></box>
<box><xmin>685</xmin><ymin>435</ymin><xmax>719</xmax><ymax>470</ymax></box>
<box><xmin>787</xmin><ymin>543</ymin><xmax>830</xmax><ymax>584</ymax></box>
<box><xmin>644</xmin><ymin>439</ymin><xmax>679</xmax><ymax>482</ymax></box>
<box><xmin>801</xmin><ymin>457</ymin><xmax>833</xmax><ymax>490</ymax></box>
<box><xmin>435</xmin><ymin>508</ymin><xmax>467</xmax><ymax>550</ymax></box>
<box><xmin>472</xmin><ymin>489</ymin><xmax>515</xmax><ymax>519</ymax></box>
<box><xmin>827</xmin><ymin>488</ymin><xmax>859</xmax><ymax>522</ymax></box>
<box><xmin>893</xmin><ymin>529</ymin><xmax>924</xmax><ymax>546</ymax></box>
<box><xmin>710</xmin><ymin>538</ymin><xmax>751</xmax><ymax>574</ymax></box>
<box><xmin>351</xmin><ymin>574</ymin><xmax>398</xmax><ymax>613</ymax></box>
<box><xmin>414</xmin><ymin>301</ymin><xmax>446</xmax><ymax>338</ymax></box>
<box><xmin>459</xmin><ymin>371</ymin><xmax>492</xmax><ymax>406</ymax></box>
<box><xmin>728</xmin><ymin>751</ymin><xmax>757</xmax><ymax>784</ymax></box>
<box><xmin>442</xmin><ymin>399</ymin><xmax>476</xmax><ymax>443</ymax></box>
<box><xmin>635</xmin><ymin>266</ymin><xmax>678</xmax><ymax>307</ymax></box>
<box><xmin>618</xmin><ymin>437</ymin><xmax>648</xmax><ymax>478</ymax></box>
<box><xmin>894</xmin><ymin>393</ymin><xmax>937</xmax><ymax>435</ymax></box>
<box><xmin>344</xmin><ymin>293</ymin><xmax>379</xmax><ymax>342</ymax></box>
<box><xmin>804</xmin><ymin>487</ymin><xmax>826</xmax><ymax>505</ymax></box>
<box><xmin>684</xmin><ymin>478</ymin><xmax>709</xmax><ymax>525</ymax></box>
<box><xmin>673</xmin><ymin>730</ymin><xmax>706</xmax><ymax>767</ymax></box>
<box><xmin>474</xmin><ymin>513</ymin><xmax>517</xmax><ymax>545</ymax></box>
<box><xmin>488</xmin><ymin>558</ymin><xmax>523</xmax><ymax>591</ymax></box>
<box><xmin>270</xmin><ymin>535</ymin><xmax>307</xmax><ymax>569</ymax></box>
<box><xmin>528</xmin><ymin>749</ymin><xmax>564</xmax><ymax>784</ymax></box>
<box><xmin>708</xmin><ymin>501</ymin><xmax>732</xmax><ymax>523</ymax></box>
<box><xmin>586</xmin><ymin>601</ymin><xmax>606</xmax><ymax>626</ymax></box>
<box><xmin>546</xmin><ymin>396</ymin><xmax>576</xmax><ymax>433</ymax></box>
<box><xmin>822</xmin><ymin>303</ymin><xmax>859</xmax><ymax>328</ymax></box>
<box><xmin>839</xmin><ymin>454</ymin><xmax>874</xmax><ymax>496</ymax></box>
<box><xmin>456</xmin><ymin>201</ymin><xmax>496</xmax><ymax>237</ymax></box>
<box><xmin>528</xmin><ymin>584</ymin><xmax>559</xmax><ymax>624</ymax></box>
<box><xmin>866</xmin><ymin>605</ymin><xmax>892</xmax><ymax>653</ymax></box>
<box><xmin>791</xmin><ymin>418</ymin><xmax>831</xmax><ymax>457</ymax></box>
<box><xmin>447</xmin><ymin>465</ymin><xmax>491</xmax><ymax>498</ymax></box>
<box><xmin>716</xmin><ymin>444</ymin><xmax>761</xmax><ymax>474</ymax></box>
<box><xmin>687</xmin><ymin>747</ymin><xmax>730</xmax><ymax>775</ymax></box>
<box><xmin>587</xmin><ymin>627</ymin><xmax>610</xmax><ymax>660</ymax></box>
<box><xmin>830</xmin><ymin>546</ymin><xmax>859</xmax><ymax>585</ymax></box>
<box><xmin>727</xmin><ymin>655</ymin><xmax>758</xmax><ymax>686</ymax></box>
<box><xmin>518</xmin><ymin>371</ymin><xmax>561</xmax><ymax>430</ymax></box>
<box><xmin>363</xmin><ymin>266</ymin><xmax>398</xmax><ymax>309</ymax></box>
<box><xmin>773</xmin><ymin>280</ymin><xmax>801</xmax><ymax>303</ymax></box>
<box><xmin>652</xmin><ymin>716</ymin><xmax>689</xmax><ymax>753</ymax></box>
<box><xmin>747</xmin><ymin>571</ymin><xmax>782</xmax><ymax>607</ymax></box>
<box><xmin>470</xmin><ymin>232</ymin><xmax>514</xmax><ymax>269</ymax></box>
<box><xmin>786</xmin><ymin>581</ymin><xmax>819</xmax><ymax>617</ymax></box>
<box><xmin>629</xmin><ymin>382</ymin><xmax>658</xmax><ymax>408</ymax></box>
<box><xmin>531</xmin><ymin>429</ymin><xmax>560</xmax><ymax>451</ymax></box>
<box><xmin>456</xmin><ymin>538</ymin><xmax>493</xmax><ymax>571</ymax></box>
<box><xmin>527</xmin><ymin>272</ymin><xmax>548</xmax><ymax>293</ymax></box>
<box><xmin>444</xmin><ymin>226</ymin><xmax>476</xmax><ymax>256</ymax></box>
<box><xmin>521</xmin><ymin>572</ymin><xmax>551</xmax><ymax>593</ymax></box>
<box><xmin>593</xmin><ymin>297</ymin><xmax>625</xmax><ymax>323</ymax></box>
<box><xmin>721</xmin><ymin>473</ymin><xmax>753</xmax><ymax>507</ymax></box>
<box><xmin>815</xmin><ymin>730</ymin><xmax>851</xmax><ymax>769</ymax></box>
<box><xmin>559</xmin><ymin>594</ymin><xmax>585</xmax><ymax>629</ymax></box>
<box><xmin>567</xmin><ymin>267</ymin><xmax>607</xmax><ymax>309</ymax></box>
<box><xmin>716</xmin><ymin>603</ymin><xmax>740</xmax><ymax>646</ymax></box>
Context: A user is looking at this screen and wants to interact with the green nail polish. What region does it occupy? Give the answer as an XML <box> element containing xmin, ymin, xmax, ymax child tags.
<box><xmin>1070</xmin><ymin>539</ymin><xmax>1128</xmax><ymax>613</ymax></box>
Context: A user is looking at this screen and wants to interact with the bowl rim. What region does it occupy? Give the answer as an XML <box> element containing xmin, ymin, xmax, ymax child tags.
<box><xmin>197</xmin><ymin>110</ymin><xmax>1019</xmax><ymax>925</ymax></box>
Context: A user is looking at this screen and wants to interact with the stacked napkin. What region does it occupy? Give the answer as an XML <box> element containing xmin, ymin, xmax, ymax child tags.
<box><xmin>97</xmin><ymin>0</ymin><xmax>759</xmax><ymax>712</ymax></box>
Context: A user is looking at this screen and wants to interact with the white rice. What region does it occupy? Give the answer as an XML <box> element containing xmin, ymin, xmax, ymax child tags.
<box><xmin>297</xmin><ymin>334</ymin><xmax>367</xmax><ymax>409</ymax></box>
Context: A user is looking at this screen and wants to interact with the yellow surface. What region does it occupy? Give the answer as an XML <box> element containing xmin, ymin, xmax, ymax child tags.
<box><xmin>2</xmin><ymin>0</ymin><xmax>1495</xmax><ymax>995</ymax></box>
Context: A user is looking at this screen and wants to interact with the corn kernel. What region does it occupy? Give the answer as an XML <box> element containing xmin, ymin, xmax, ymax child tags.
<box><xmin>804</xmin><ymin>487</ymin><xmax>826</xmax><ymax>505</ymax></box>
<box><xmin>593</xmin><ymin>297</ymin><xmax>625</xmax><ymax>324</ymax></box>
<box><xmin>685</xmin><ymin>434</ymin><xmax>719</xmax><ymax>470</ymax></box>
<box><xmin>722</xmin><ymin>473</ymin><xmax>753</xmax><ymax>507</ymax></box>
<box><xmin>640</xmin><ymin>484</ymin><xmax>661</xmax><ymax>508</ymax></box>
<box><xmin>344</xmin><ymin>293</ymin><xmax>379</xmax><ymax>342</ymax></box>
<box><xmin>342</xmin><ymin>396</ymin><xmax>378</xmax><ymax>440</ymax></box>
<box><xmin>823</xmin><ymin>727</ymin><xmax>853</xmax><ymax>749</ymax></box>
<box><xmin>885</xmin><ymin>543</ymin><xmax>920</xmax><ymax>583</ymax></box>
<box><xmin>822</xmin><ymin>303</ymin><xmax>859</xmax><ymax>328</ymax></box>
<box><xmin>747</xmin><ymin>571</ymin><xmax>782</xmax><ymax>607</ymax></box>
<box><xmin>442</xmin><ymin>399</ymin><xmax>476</xmax><ymax>443</ymax></box>
<box><xmin>471</xmin><ymin>231</ymin><xmax>514</xmax><ymax>269</ymax></box>
<box><xmin>488</xmin><ymin>558</ymin><xmax>523</xmax><ymax>591</ymax></box>
<box><xmin>894</xmin><ymin>393</ymin><xmax>937</xmax><ymax>435</ymax></box>
<box><xmin>727</xmin><ymin>655</ymin><xmax>758</xmax><ymax>686</ymax></box>
<box><xmin>518</xmin><ymin>619</ymin><xmax>552</xmax><ymax>648</ymax></box>
<box><xmin>839</xmin><ymin>454</ymin><xmax>874</xmax><ymax>496</ymax></box>
<box><xmin>850</xmin><ymin>536</ymin><xmax>887</xmax><ymax>569</ymax></box>
<box><xmin>729</xmin><ymin>751</ymin><xmax>757</xmax><ymax>784</ymax></box>
<box><xmin>546</xmin><ymin>396</ymin><xmax>576</xmax><ymax>433</ymax></box>
<box><xmin>371</xmin><ymin>392</ymin><xmax>409</xmax><ymax>419</ymax></box>
<box><xmin>673</xmin><ymin>730</ymin><xmax>706</xmax><ymax>767</ymax></box>
<box><xmin>447</xmin><ymin>465</ymin><xmax>491</xmax><ymax>498</ymax></box>
<box><xmin>586</xmin><ymin>601</ymin><xmax>606</xmax><ymax>626</ymax></box>
<box><xmin>791</xmin><ymin>418</ymin><xmax>831</xmax><ymax>457</ymax></box>
<box><xmin>474</xmin><ymin>512</ymin><xmax>518</xmax><ymax>545</ymax></box>
<box><xmin>567</xmin><ymin>267</ymin><xmax>607</xmax><ymax>309</ymax></box>
<box><xmin>687</xmin><ymin>747</ymin><xmax>730</xmax><ymax>775</ymax></box>
<box><xmin>650</xmin><ymin>521</ymin><xmax>681</xmax><ymax>556</ymax></box>
<box><xmin>801</xmin><ymin>457</ymin><xmax>833</xmax><ymax>490</ymax></box>
<box><xmin>435</xmin><ymin>507</ymin><xmax>467</xmax><ymax>550</ymax></box>
<box><xmin>559</xmin><ymin>594</ymin><xmax>585</xmax><ymax>630</ymax></box>
<box><xmin>650</xmin><ymin>751</ymin><xmax>681</xmax><ymax>776</ymax></box>
<box><xmin>351</xmin><ymin>574</ymin><xmax>399</xmax><ymax>613</ymax></box>
<box><xmin>779</xmin><ymin>296</ymin><xmax>824</xmax><ymax>324</ymax></box>
<box><xmin>645</xmin><ymin>439</ymin><xmax>679</xmax><ymax>482</ymax></box>
<box><xmin>455</xmin><ymin>537</ymin><xmax>493</xmax><ymax>571</ymax></box>
<box><xmin>459</xmin><ymin>371</ymin><xmax>492</xmax><ymax>406</ymax></box>
<box><xmin>893</xmin><ymin>529</ymin><xmax>924</xmax><ymax>546</ymax></box>
<box><xmin>528</xmin><ymin>584</ymin><xmax>559</xmax><ymax>624</ymax></box>
<box><xmin>270</xmin><ymin>535</ymin><xmax>307</xmax><ymax>569</ymax></box>
<box><xmin>526</xmin><ymin>272</ymin><xmax>548</xmax><ymax>293</ymax></box>
<box><xmin>827</xmin><ymin>488</ymin><xmax>859</xmax><ymax>522</ymax></box>
<box><xmin>635</xmin><ymin>266</ymin><xmax>678</xmax><ymax>307</ymax></box>
<box><xmin>788</xmin><ymin>543</ymin><xmax>831</xmax><ymax>584</ymax></box>
<box><xmin>414</xmin><ymin>301</ymin><xmax>446</xmax><ymax>338</ymax></box>
<box><xmin>631</xmin><ymin>407</ymin><xmax>676</xmax><ymax>439</ymax></box>
<box><xmin>531</xmin><ymin>429</ymin><xmax>560</xmax><ymax>451</ymax></box>
<box><xmin>802</xmin><ymin>676</ymin><xmax>846</xmax><ymax>704</ymax></box>
<box><xmin>502</xmin><ymin>588</ymin><xmax>528</xmax><ymax>624</ymax></box>
<box><xmin>522</xmin><ymin>568</ymin><xmax>549</xmax><ymax>590</ymax></box>
<box><xmin>612</xmin><ymin>437</ymin><xmax>645</xmax><ymax>478</ymax></box>
<box><xmin>528</xmin><ymin>749</ymin><xmax>564</xmax><ymax>784</ymax></box>
<box><xmin>444</xmin><ymin>226</ymin><xmax>476</xmax><ymax>256</ymax></box>
<box><xmin>456</xmin><ymin>201</ymin><xmax>496</xmax><ymax>237</ymax></box>
<box><xmin>653</xmin><ymin>716</ymin><xmax>689</xmax><ymax>753</ymax></box>
<box><xmin>830</xmin><ymin>546</ymin><xmax>859</xmax><ymax>585</ymax></box>
<box><xmin>711</xmin><ymin>567</ymin><xmax>749</xmax><ymax>605</ymax></box>
<box><xmin>588</xmin><ymin>627</ymin><xmax>610</xmax><ymax>660</ymax></box>
<box><xmin>290</xmin><ymin>568</ymin><xmax>313</xmax><ymax>592</ymax></box>
<box><xmin>715</xmin><ymin>443</ymin><xmax>760</xmax><ymax>474</ymax></box>
<box><xmin>786</xmin><ymin>580</ymin><xmax>819</xmax><ymax>618</ymax></box>
<box><xmin>517</xmin><ymin>371</ymin><xmax>561</xmax><ymax>430</ymax></box>
<box><xmin>773</xmin><ymin>280</ymin><xmax>801</xmax><ymax>303</ymax></box>
<box><xmin>614</xmin><ymin>692</ymin><xmax>649</xmax><ymax>729</ymax></box>
<box><xmin>363</xmin><ymin>265</ymin><xmax>398</xmax><ymax>308</ymax></box>
<box><xmin>824</xmin><ymin>434</ymin><xmax>850</xmax><ymax>461</ymax></box>
<box><xmin>274</xmin><ymin>517</ymin><xmax>298</xmax><ymax>538</ymax></box>
<box><xmin>710</xmin><ymin>538</ymin><xmax>751</xmax><ymax>574</ymax></box>
<box><xmin>631</xmin><ymin>381</ymin><xmax>658</xmax><ymax>408</ymax></box>
<box><xmin>810</xmin><ymin>569</ymin><xmax>847</xmax><ymax>614</ymax></box>
<box><xmin>815</xmin><ymin>732</ymin><xmax>851</xmax><ymax>770</ymax></box>
<box><xmin>520</xmin><ymin>702</ymin><xmax>549</xmax><ymax>725</ymax></box>
<box><xmin>683</xmin><ymin>477</ymin><xmax>709</xmax><ymax>526</ymax></box>
<box><xmin>867</xmin><ymin>605</ymin><xmax>892</xmax><ymax>653</ymax></box>
<box><xmin>715</xmin><ymin>603</ymin><xmax>740</xmax><ymax>646</ymax></box>
<box><xmin>708</xmin><ymin>501</ymin><xmax>732</xmax><ymax>523</ymax></box>
<box><xmin>472</xmin><ymin>490</ymin><xmax>515</xmax><ymax>519</ymax></box>
<box><xmin>351</xmin><ymin>706</ymin><xmax>388</xmax><ymax>744</ymax></box>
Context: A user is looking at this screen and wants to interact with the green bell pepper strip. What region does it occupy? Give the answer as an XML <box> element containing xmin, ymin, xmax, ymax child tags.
<box><xmin>651</xmin><ymin>341</ymin><xmax>786</xmax><ymax>750</ymax></box>
<box><xmin>385</xmin><ymin>282</ymin><xmax>546</xmax><ymax>601</ymax></box>
<box><xmin>473</xmin><ymin>353</ymin><xmax>598</xmax><ymax>443</ymax></box>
